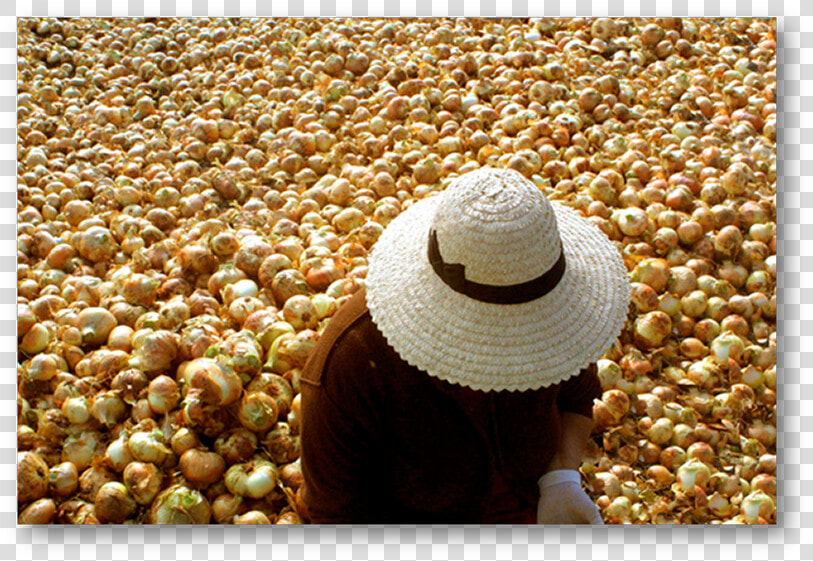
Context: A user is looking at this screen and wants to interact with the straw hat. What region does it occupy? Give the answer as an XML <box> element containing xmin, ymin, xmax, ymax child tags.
<box><xmin>365</xmin><ymin>167</ymin><xmax>631</xmax><ymax>392</ymax></box>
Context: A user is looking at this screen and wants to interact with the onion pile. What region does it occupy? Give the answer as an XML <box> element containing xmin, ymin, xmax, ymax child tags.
<box><xmin>17</xmin><ymin>17</ymin><xmax>775</xmax><ymax>524</ymax></box>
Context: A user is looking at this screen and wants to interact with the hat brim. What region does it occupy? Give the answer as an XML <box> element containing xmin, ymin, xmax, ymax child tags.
<box><xmin>366</xmin><ymin>196</ymin><xmax>631</xmax><ymax>392</ymax></box>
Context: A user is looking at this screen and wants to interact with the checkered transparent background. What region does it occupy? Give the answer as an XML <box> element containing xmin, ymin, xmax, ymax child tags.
<box><xmin>10</xmin><ymin>2</ymin><xmax>803</xmax><ymax>561</ymax></box>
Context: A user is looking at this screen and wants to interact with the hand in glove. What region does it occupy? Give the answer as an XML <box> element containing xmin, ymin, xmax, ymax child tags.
<box><xmin>536</xmin><ymin>469</ymin><xmax>603</xmax><ymax>525</ymax></box>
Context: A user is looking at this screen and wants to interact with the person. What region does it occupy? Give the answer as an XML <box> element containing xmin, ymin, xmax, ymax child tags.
<box><xmin>299</xmin><ymin>167</ymin><xmax>630</xmax><ymax>524</ymax></box>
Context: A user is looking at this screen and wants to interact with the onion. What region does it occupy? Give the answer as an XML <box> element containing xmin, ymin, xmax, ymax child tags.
<box><xmin>128</xmin><ymin>430</ymin><xmax>172</xmax><ymax>467</ymax></box>
<box><xmin>95</xmin><ymin>482</ymin><xmax>137</xmax><ymax>524</ymax></box>
<box><xmin>281</xmin><ymin>294</ymin><xmax>318</xmax><ymax>330</ymax></box>
<box><xmin>110</xmin><ymin>368</ymin><xmax>149</xmax><ymax>405</ymax></box>
<box><xmin>741</xmin><ymin>490</ymin><xmax>775</xmax><ymax>524</ymax></box>
<box><xmin>237</xmin><ymin>392</ymin><xmax>280</xmax><ymax>433</ymax></box>
<box><xmin>123</xmin><ymin>461</ymin><xmax>163</xmax><ymax>505</ymax></box>
<box><xmin>184</xmin><ymin>357</ymin><xmax>243</xmax><ymax>406</ymax></box>
<box><xmin>646</xmin><ymin>417</ymin><xmax>674</xmax><ymax>446</ymax></box>
<box><xmin>171</xmin><ymin>427</ymin><xmax>201</xmax><ymax>457</ymax></box>
<box><xmin>61</xmin><ymin>395</ymin><xmax>91</xmax><ymax>424</ymax></box>
<box><xmin>275</xmin><ymin>511</ymin><xmax>304</xmax><ymax>524</ymax></box>
<box><xmin>212</xmin><ymin>494</ymin><xmax>246</xmax><ymax>524</ymax></box>
<box><xmin>280</xmin><ymin>459</ymin><xmax>304</xmax><ymax>490</ymax></box>
<box><xmin>90</xmin><ymin>391</ymin><xmax>127</xmax><ymax>427</ymax></box>
<box><xmin>75</xmin><ymin>307</ymin><xmax>117</xmax><ymax>347</ymax></box>
<box><xmin>105</xmin><ymin>435</ymin><xmax>134</xmax><ymax>472</ymax></box>
<box><xmin>18</xmin><ymin>498</ymin><xmax>57</xmax><ymax>525</ymax></box>
<box><xmin>634</xmin><ymin>311</ymin><xmax>672</xmax><ymax>349</ymax></box>
<box><xmin>262</xmin><ymin>422</ymin><xmax>301</xmax><ymax>465</ymax></box>
<box><xmin>133</xmin><ymin>330</ymin><xmax>179</xmax><ymax>373</ymax></box>
<box><xmin>235</xmin><ymin>511</ymin><xmax>272</xmax><ymax>524</ymax></box>
<box><xmin>20</xmin><ymin>323</ymin><xmax>51</xmax><ymax>355</ymax></box>
<box><xmin>148</xmin><ymin>375</ymin><xmax>180</xmax><ymax>414</ymax></box>
<box><xmin>646</xmin><ymin>465</ymin><xmax>674</xmax><ymax>487</ymax></box>
<box><xmin>224</xmin><ymin>459</ymin><xmax>279</xmax><ymax>499</ymax></box>
<box><xmin>215</xmin><ymin>428</ymin><xmax>259</xmax><ymax>465</ymax></box>
<box><xmin>222</xmin><ymin>279</ymin><xmax>259</xmax><ymax>306</ymax></box>
<box><xmin>180</xmin><ymin>448</ymin><xmax>226</xmax><ymax>486</ymax></box>
<box><xmin>49</xmin><ymin>461</ymin><xmax>79</xmax><ymax>498</ymax></box>
<box><xmin>149</xmin><ymin>485</ymin><xmax>212</xmax><ymax>524</ymax></box>
<box><xmin>62</xmin><ymin>431</ymin><xmax>103</xmax><ymax>471</ymax></box>
<box><xmin>18</xmin><ymin>451</ymin><xmax>50</xmax><ymax>503</ymax></box>
<box><xmin>676</xmin><ymin>458</ymin><xmax>711</xmax><ymax>494</ymax></box>
<box><xmin>710</xmin><ymin>332</ymin><xmax>745</xmax><ymax>366</ymax></box>
<box><xmin>222</xmin><ymin>330</ymin><xmax>263</xmax><ymax>376</ymax></box>
<box><xmin>246</xmin><ymin>373</ymin><xmax>294</xmax><ymax>417</ymax></box>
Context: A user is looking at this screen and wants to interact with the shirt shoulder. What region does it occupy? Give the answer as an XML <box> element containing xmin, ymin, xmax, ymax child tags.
<box><xmin>301</xmin><ymin>287</ymin><xmax>373</xmax><ymax>387</ymax></box>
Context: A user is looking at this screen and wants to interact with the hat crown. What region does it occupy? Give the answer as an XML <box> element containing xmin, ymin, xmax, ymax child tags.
<box><xmin>432</xmin><ymin>168</ymin><xmax>563</xmax><ymax>286</ymax></box>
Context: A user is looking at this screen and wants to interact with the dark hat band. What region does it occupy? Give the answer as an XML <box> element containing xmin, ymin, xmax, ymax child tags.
<box><xmin>427</xmin><ymin>229</ymin><xmax>567</xmax><ymax>305</ymax></box>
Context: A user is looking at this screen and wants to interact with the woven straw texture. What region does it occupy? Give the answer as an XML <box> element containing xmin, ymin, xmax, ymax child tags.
<box><xmin>366</xmin><ymin>168</ymin><xmax>631</xmax><ymax>392</ymax></box>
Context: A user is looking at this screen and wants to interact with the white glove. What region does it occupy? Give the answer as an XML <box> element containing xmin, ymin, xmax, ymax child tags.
<box><xmin>536</xmin><ymin>469</ymin><xmax>603</xmax><ymax>525</ymax></box>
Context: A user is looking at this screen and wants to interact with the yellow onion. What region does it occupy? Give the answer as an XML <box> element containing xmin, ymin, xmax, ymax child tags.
<box><xmin>676</xmin><ymin>458</ymin><xmax>712</xmax><ymax>494</ymax></box>
<box><xmin>49</xmin><ymin>461</ymin><xmax>79</xmax><ymax>498</ymax></box>
<box><xmin>20</xmin><ymin>323</ymin><xmax>52</xmax><ymax>355</ymax></box>
<box><xmin>224</xmin><ymin>459</ymin><xmax>279</xmax><ymax>499</ymax></box>
<box><xmin>61</xmin><ymin>395</ymin><xmax>91</xmax><ymax>424</ymax></box>
<box><xmin>741</xmin><ymin>490</ymin><xmax>775</xmax><ymax>524</ymax></box>
<box><xmin>128</xmin><ymin>429</ymin><xmax>172</xmax><ymax>467</ymax></box>
<box><xmin>246</xmin><ymin>373</ymin><xmax>294</xmax><ymax>418</ymax></box>
<box><xmin>90</xmin><ymin>391</ymin><xmax>127</xmax><ymax>427</ymax></box>
<box><xmin>215</xmin><ymin>428</ymin><xmax>259</xmax><ymax>465</ymax></box>
<box><xmin>646</xmin><ymin>417</ymin><xmax>674</xmax><ymax>446</ymax></box>
<box><xmin>235</xmin><ymin>511</ymin><xmax>272</xmax><ymax>524</ymax></box>
<box><xmin>179</xmin><ymin>448</ymin><xmax>226</xmax><ymax>487</ymax></box>
<box><xmin>18</xmin><ymin>498</ymin><xmax>57</xmax><ymax>525</ymax></box>
<box><xmin>105</xmin><ymin>435</ymin><xmax>134</xmax><ymax>472</ymax></box>
<box><xmin>262</xmin><ymin>422</ymin><xmax>301</xmax><ymax>465</ymax></box>
<box><xmin>183</xmin><ymin>357</ymin><xmax>243</xmax><ymax>406</ymax></box>
<box><xmin>95</xmin><ymin>482</ymin><xmax>137</xmax><ymax>524</ymax></box>
<box><xmin>634</xmin><ymin>311</ymin><xmax>672</xmax><ymax>349</ymax></box>
<box><xmin>708</xmin><ymin>491</ymin><xmax>733</xmax><ymax>517</ymax></box>
<box><xmin>710</xmin><ymin>331</ymin><xmax>745</xmax><ymax>366</ymax></box>
<box><xmin>110</xmin><ymin>368</ymin><xmax>149</xmax><ymax>405</ymax></box>
<box><xmin>148</xmin><ymin>375</ymin><xmax>180</xmax><ymax>414</ymax></box>
<box><xmin>221</xmin><ymin>330</ymin><xmax>264</xmax><ymax>376</ymax></box>
<box><xmin>237</xmin><ymin>392</ymin><xmax>279</xmax><ymax>433</ymax></box>
<box><xmin>181</xmin><ymin>396</ymin><xmax>230</xmax><ymax>438</ymax></box>
<box><xmin>75</xmin><ymin>307</ymin><xmax>117</xmax><ymax>347</ymax></box>
<box><xmin>288</xmin><ymin>393</ymin><xmax>302</xmax><ymax>432</ymax></box>
<box><xmin>170</xmin><ymin>427</ymin><xmax>201</xmax><ymax>457</ymax></box>
<box><xmin>62</xmin><ymin>431</ymin><xmax>103</xmax><ymax>471</ymax></box>
<box><xmin>123</xmin><ymin>461</ymin><xmax>163</xmax><ymax>505</ymax></box>
<box><xmin>280</xmin><ymin>458</ymin><xmax>304</xmax><ymax>491</ymax></box>
<box><xmin>107</xmin><ymin>325</ymin><xmax>134</xmax><ymax>351</ymax></box>
<box><xmin>222</xmin><ymin>279</ymin><xmax>259</xmax><ymax>306</ymax></box>
<box><xmin>133</xmin><ymin>330</ymin><xmax>178</xmax><ymax>373</ymax></box>
<box><xmin>149</xmin><ymin>485</ymin><xmax>211</xmax><ymax>524</ymax></box>
<box><xmin>275</xmin><ymin>511</ymin><xmax>304</xmax><ymax>524</ymax></box>
<box><xmin>25</xmin><ymin>353</ymin><xmax>63</xmax><ymax>382</ymax></box>
<box><xmin>596</xmin><ymin>359</ymin><xmax>622</xmax><ymax>390</ymax></box>
<box><xmin>212</xmin><ymin>494</ymin><xmax>246</xmax><ymax>524</ymax></box>
<box><xmin>18</xmin><ymin>451</ymin><xmax>50</xmax><ymax>503</ymax></box>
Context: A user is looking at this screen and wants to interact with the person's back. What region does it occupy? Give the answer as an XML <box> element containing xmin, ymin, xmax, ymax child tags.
<box><xmin>300</xmin><ymin>287</ymin><xmax>602</xmax><ymax>523</ymax></box>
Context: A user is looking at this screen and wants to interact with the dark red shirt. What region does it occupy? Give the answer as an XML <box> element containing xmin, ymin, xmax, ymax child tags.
<box><xmin>300</xmin><ymin>287</ymin><xmax>601</xmax><ymax>524</ymax></box>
